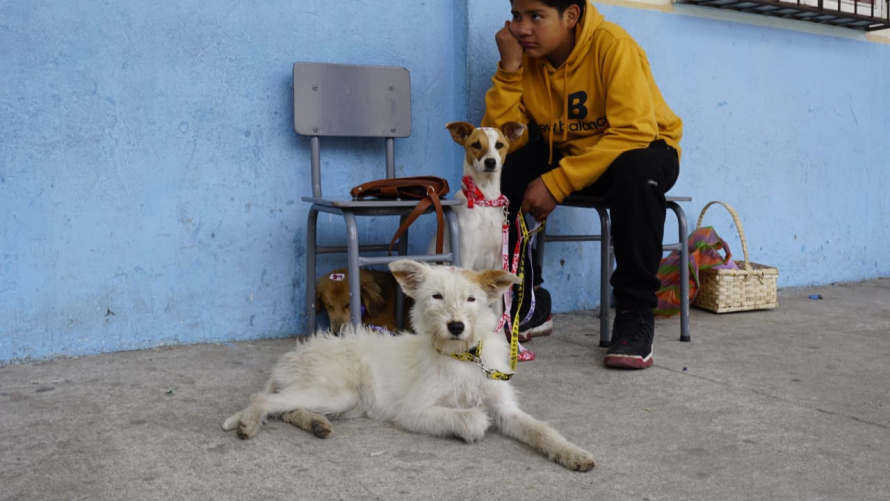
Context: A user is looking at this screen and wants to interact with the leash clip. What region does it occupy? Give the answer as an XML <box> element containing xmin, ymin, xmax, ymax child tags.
<box><xmin>473</xmin><ymin>355</ymin><xmax>494</xmax><ymax>378</ymax></box>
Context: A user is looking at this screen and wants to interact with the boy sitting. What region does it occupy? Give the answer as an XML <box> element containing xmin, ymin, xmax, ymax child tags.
<box><xmin>483</xmin><ymin>0</ymin><xmax>683</xmax><ymax>369</ymax></box>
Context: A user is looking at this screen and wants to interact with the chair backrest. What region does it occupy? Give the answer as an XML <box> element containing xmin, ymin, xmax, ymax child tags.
<box><xmin>293</xmin><ymin>62</ymin><xmax>412</xmax><ymax>198</ymax></box>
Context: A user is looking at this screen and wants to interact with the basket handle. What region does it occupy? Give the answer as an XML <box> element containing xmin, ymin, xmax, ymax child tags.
<box><xmin>695</xmin><ymin>201</ymin><xmax>752</xmax><ymax>272</ymax></box>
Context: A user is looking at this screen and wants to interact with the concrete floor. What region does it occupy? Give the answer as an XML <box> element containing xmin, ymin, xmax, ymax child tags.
<box><xmin>1</xmin><ymin>278</ymin><xmax>889</xmax><ymax>501</ymax></box>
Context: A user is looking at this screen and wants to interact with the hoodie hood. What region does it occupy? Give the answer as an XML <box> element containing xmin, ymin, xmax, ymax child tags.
<box><xmin>536</xmin><ymin>3</ymin><xmax>605</xmax><ymax>162</ymax></box>
<box><xmin>546</xmin><ymin>2</ymin><xmax>604</xmax><ymax>72</ymax></box>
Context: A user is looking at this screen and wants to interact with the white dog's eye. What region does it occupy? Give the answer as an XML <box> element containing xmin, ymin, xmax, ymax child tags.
<box><xmin>467</xmin><ymin>296</ymin><xmax>476</xmax><ymax>303</ymax></box>
<box><xmin>432</xmin><ymin>293</ymin><xmax>443</xmax><ymax>300</ymax></box>
<box><xmin>471</xmin><ymin>141</ymin><xmax>481</xmax><ymax>149</ymax></box>
<box><xmin>495</xmin><ymin>142</ymin><xmax>504</xmax><ymax>149</ymax></box>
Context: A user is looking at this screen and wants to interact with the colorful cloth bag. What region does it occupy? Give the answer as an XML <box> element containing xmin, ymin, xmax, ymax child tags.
<box><xmin>655</xmin><ymin>227</ymin><xmax>738</xmax><ymax>317</ymax></box>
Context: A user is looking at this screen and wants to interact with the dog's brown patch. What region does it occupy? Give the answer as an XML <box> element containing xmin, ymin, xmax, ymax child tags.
<box><xmin>462</xmin><ymin>128</ymin><xmax>495</xmax><ymax>166</ymax></box>
<box><xmin>469</xmin><ymin>269</ymin><xmax>521</xmax><ymax>303</ymax></box>
<box><xmin>447</xmin><ymin>121</ymin><xmax>524</xmax><ymax>165</ymax></box>
<box><xmin>446</xmin><ymin>121</ymin><xmax>474</xmax><ymax>144</ymax></box>
<box><xmin>317</xmin><ymin>268</ymin><xmax>396</xmax><ymax>332</ymax></box>
<box><xmin>447</xmin><ymin>121</ymin><xmax>501</xmax><ymax>166</ymax></box>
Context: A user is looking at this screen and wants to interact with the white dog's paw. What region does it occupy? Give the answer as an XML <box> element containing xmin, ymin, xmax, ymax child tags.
<box><xmin>236</xmin><ymin>417</ymin><xmax>261</xmax><ymax>440</ymax></box>
<box><xmin>222</xmin><ymin>413</ymin><xmax>241</xmax><ymax>431</ymax></box>
<box><xmin>455</xmin><ymin>409</ymin><xmax>490</xmax><ymax>443</ymax></box>
<box><xmin>552</xmin><ymin>446</ymin><xmax>596</xmax><ymax>472</ymax></box>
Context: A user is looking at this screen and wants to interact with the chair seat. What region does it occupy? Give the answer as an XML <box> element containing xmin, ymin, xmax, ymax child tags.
<box><xmin>561</xmin><ymin>195</ymin><xmax>692</xmax><ymax>208</ymax></box>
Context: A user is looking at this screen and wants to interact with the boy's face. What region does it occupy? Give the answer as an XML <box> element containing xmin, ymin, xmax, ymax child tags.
<box><xmin>509</xmin><ymin>0</ymin><xmax>579</xmax><ymax>65</ymax></box>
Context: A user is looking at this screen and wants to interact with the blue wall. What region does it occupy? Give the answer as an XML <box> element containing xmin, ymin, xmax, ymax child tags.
<box><xmin>0</xmin><ymin>0</ymin><xmax>467</xmax><ymax>363</ymax></box>
<box><xmin>1</xmin><ymin>1</ymin><xmax>888</xmax><ymax>364</ymax></box>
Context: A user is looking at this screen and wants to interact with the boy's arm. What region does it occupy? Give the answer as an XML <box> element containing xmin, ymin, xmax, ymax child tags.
<box><xmin>541</xmin><ymin>39</ymin><xmax>659</xmax><ymax>202</ymax></box>
<box><xmin>483</xmin><ymin>21</ymin><xmax>530</xmax><ymax>151</ymax></box>
<box><xmin>482</xmin><ymin>63</ymin><xmax>530</xmax><ymax>153</ymax></box>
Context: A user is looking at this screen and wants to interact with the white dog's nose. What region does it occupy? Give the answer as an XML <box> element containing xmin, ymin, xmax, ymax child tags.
<box><xmin>484</xmin><ymin>158</ymin><xmax>497</xmax><ymax>171</ymax></box>
<box><xmin>447</xmin><ymin>322</ymin><xmax>465</xmax><ymax>336</ymax></box>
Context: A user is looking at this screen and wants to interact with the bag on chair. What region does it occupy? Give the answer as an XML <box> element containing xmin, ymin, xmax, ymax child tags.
<box><xmin>350</xmin><ymin>176</ymin><xmax>450</xmax><ymax>254</ymax></box>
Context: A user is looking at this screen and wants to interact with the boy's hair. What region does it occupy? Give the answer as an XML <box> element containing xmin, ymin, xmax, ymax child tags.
<box><xmin>510</xmin><ymin>0</ymin><xmax>586</xmax><ymax>15</ymax></box>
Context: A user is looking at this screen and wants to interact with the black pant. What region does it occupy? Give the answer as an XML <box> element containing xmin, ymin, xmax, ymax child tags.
<box><xmin>500</xmin><ymin>133</ymin><xmax>680</xmax><ymax>310</ymax></box>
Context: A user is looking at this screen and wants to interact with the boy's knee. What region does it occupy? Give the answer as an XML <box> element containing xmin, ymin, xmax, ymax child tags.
<box><xmin>610</xmin><ymin>148</ymin><xmax>671</xmax><ymax>193</ymax></box>
<box><xmin>613</xmin><ymin>156</ymin><xmax>655</xmax><ymax>183</ymax></box>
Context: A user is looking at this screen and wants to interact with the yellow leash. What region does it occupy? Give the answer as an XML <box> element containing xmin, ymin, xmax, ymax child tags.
<box><xmin>508</xmin><ymin>209</ymin><xmax>545</xmax><ymax>371</ymax></box>
<box><xmin>443</xmin><ymin>209</ymin><xmax>545</xmax><ymax>380</ymax></box>
<box><xmin>441</xmin><ymin>340</ymin><xmax>513</xmax><ymax>381</ymax></box>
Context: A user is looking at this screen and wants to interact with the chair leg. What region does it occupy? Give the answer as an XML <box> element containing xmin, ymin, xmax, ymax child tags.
<box><xmin>533</xmin><ymin>219</ymin><xmax>546</xmax><ymax>271</ymax></box>
<box><xmin>596</xmin><ymin>206</ymin><xmax>612</xmax><ymax>348</ymax></box>
<box><xmin>306</xmin><ymin>206</ymin><xmax>320</xmax><ymax>335</ymax></box>
<box><xmin>669</xmin><ymin>201</ymin><xmax>691</xmax><ymax>342</ymax></box>
<box><xmin>343</xmin><ymin>211</ymin><xmax>363</xmax><ymax>328</ymax></box>
<box><xmin>395</xmin><ymin>215</ymin><xmax>409</xmax><ymax>330</ymax></box>
<box><xmin>445</xmin><ymin>207</ymin><xmax>461</xmax><ymax>267</ymax></box>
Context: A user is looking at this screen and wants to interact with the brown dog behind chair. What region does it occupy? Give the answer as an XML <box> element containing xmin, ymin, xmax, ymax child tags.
<box><xmin>315</xmin><ymin>267</ymin><xmax>410</xmax><ymax>333</ymax></box>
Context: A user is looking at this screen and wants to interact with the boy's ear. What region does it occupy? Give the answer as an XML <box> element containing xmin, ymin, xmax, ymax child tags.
<box><xmin>473</xmin><ymin>269</ymin><xmax>522</xmax><ymax>304</ymax></box>
<box><xmin>564</xmin><ymin>4</ymin><xmax>581</xmax><ymax>28</ymax></box>
<box><xmin>446</xmin><ymin>122</ymin><xmax>475</xmax><ymax>145</ymax></box>
<box><xmin>389</xmin><ymin>260</ymin><xmax>429</xmax><ymax>299</ymax></box>
<box><xmin>359</xmin><ymin>273</ymin><xmax>385</xmax><ymax>315</ymax></box>
<box><xmin>500</xmin><ymin>121</ymin><xmax>527</xmax><ymax>143</ymax></box>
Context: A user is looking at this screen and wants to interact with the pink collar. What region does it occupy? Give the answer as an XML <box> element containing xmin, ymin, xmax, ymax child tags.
<box><xmin>461</xmin><ymin>176</ymin><xmax>508</xmax><ymax>209</ymax></box>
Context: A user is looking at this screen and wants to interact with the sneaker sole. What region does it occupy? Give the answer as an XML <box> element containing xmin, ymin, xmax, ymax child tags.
<box><xmin>528</xmin><ymin>317</ymin><xmax>553</xmax><ymax>338</ymax></box>
<box><xmin>603</xmin><ymin>353</ymin><xmax>653</xmax><ymax>370</ymax></box>
<box><xmin>514</xmin><ymin>318</ymin><xmax>553</xmax><ymax>343</ymax></box>
<box><xmin>506</xmin><ymin>328</ymin><xmax>533</xmax><ymax>343</ymax></box>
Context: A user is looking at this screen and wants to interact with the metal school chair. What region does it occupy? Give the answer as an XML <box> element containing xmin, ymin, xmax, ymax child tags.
<box><xmin>534</xmin><ymin>195</ymin><xmax>691</xmax><ymax>347</ymax></box>
<box><xmin>294</xmin><ymin>62</ymin><xmax>462</xmax><ymax>332</ymax></box>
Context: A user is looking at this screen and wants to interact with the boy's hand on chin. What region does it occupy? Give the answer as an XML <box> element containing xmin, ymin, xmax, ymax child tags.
<box><xmin>496</xmin><ymin>21</ymin><xmax>524</xmax><ymax>72</ymax></box>
<box><xmin>521</xmin><ymin>178</ymin><xmax>557</xmax><ymax>222</ymax></box>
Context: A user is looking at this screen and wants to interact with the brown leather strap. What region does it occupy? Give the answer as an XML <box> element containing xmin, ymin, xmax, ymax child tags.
<box><xmin>388</xmin><ymin>185</ymin><xmax>445</xmax><ymax>255</ymax></box>
<box><xmin>429</xmin><ymin>187</ymin><xmax>445</xmax><ymax>254</ymax></box>
<box><xmin>351</xmin><ymin>176</ymin><xmax>449</xmax><ymax>200</ymax></box>
<box><xmin>350</xmin><ymin>176</ymin><xmax>449</xmax><ymax>258</ymax></box>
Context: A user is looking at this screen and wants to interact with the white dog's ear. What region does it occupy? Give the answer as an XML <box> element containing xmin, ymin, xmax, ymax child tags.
<box><xmin>500</xmin><ymin>121</ymin><xmax>527</xmax><ymax>143</ymax></box>
<box><xmin>446</xmin><ymin>121</ymin><xmax>475</xmax><ymax>145</ymax></box>
<box><xmin>474</xmin><ymin>269</ymin><xmax>521</xmax><ymax>304</ymax></box>
<box><xmin>389</xmin><ymin>260</ymin><xmax>428</xmax><ymax>298</ymax></box>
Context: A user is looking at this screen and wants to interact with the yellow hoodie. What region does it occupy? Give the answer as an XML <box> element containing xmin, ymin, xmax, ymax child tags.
<box><xmin>482</xmin><ymin>2</ymin><xmax>683</xmax><ymax>203</ymax></box>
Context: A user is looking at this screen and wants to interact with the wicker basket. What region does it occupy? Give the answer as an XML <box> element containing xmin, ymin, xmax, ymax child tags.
<box><xmin>692</xmin><ymin>201</ymin><xmax>778</xmax><ymax>313</ymax></box>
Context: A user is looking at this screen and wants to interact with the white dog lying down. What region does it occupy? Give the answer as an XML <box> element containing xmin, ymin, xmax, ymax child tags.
<box><xmin>223</xmin><ymin>260</ymin><xmax>595</xmax><ymax>471</ymax></box>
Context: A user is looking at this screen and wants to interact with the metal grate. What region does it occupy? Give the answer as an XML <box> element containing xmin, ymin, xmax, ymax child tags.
<box><xmin>678</xmin><ymin>0</ymin><xmax>890</xmax><ymax>31</ymax></box>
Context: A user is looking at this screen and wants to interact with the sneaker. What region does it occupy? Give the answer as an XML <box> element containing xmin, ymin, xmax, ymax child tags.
<box><xmin>517</xmin><ymin>343</ymin><xmax>535</xmax><ymax>362</ymax></box>
<box><xmin>508</xmin><ymin>287</ymin><xmax>554</xmax><ymax>342</ymax></box>
<box><xmin>604</xmin><ymin>307</ymin><xmax>655</xmax><ymax>369</ymax></box>
<box><xmin>520</xmin><ymin>314</ymin><xmax>553</xmax><ymax>342</ymax></box>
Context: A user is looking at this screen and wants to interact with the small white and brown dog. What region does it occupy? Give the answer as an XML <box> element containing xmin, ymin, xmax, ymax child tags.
<box><xmin>222</xmin><ymin>259</ymin><xmax>595</xmax><ymax>472</ymax></box>
<box><xmin>316</xmin><ymin>267</ymin><xmax>407</xmax><ymax>334</ymax></box>
<box><xmin>432</xmin><ymin>121</ymin><xmax>526</xmax><ymax>273</ymax></box>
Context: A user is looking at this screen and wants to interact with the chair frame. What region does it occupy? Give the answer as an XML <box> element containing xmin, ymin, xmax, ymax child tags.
<box><xmin>294</xmin><ymin>62</ymin><xmax>462</xmax><ymax>333</ymax></box>
<box><xmin>534</xmin><ymin>195</ymin><xmax>691</xmax><ymax>347</ymax></box>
